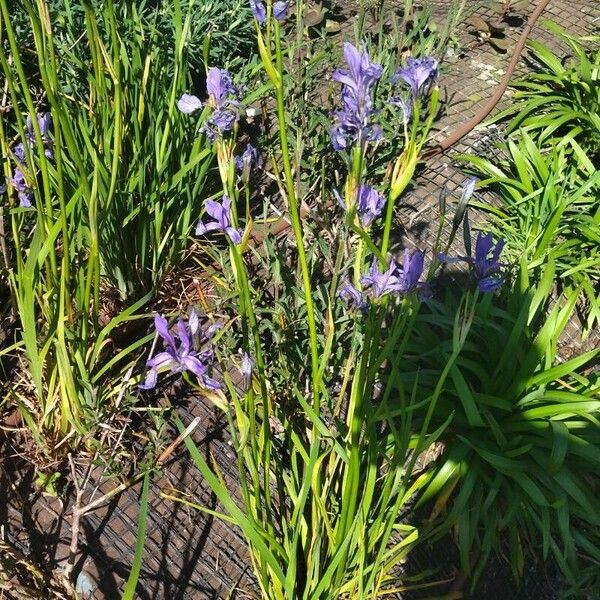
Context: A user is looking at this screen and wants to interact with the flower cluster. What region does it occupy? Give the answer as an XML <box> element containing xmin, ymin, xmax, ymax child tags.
<box><xmin>249</xmin><ymin>0</ymin><xmax>288</xmax><ymax>23</ymax></box>
<box><xmin>196</xmin><ymin>195</ymin><xmax>243</xmax><ymax>245</ymax></box>
<box><xmin>4</xmin><ymin>112</ymin><xmax>53</xmax><ymax>208</ymax></box>
<box><xmin>178</xmin><ymin>67</ymin><xmax>241</xmax><ymax>141</ymax></box>
<box><xmin>336</xmin><ymin>184</ymin><xmax>386</xmax><ymax>228</ymax></box>
<box><xmin>438</xmin><ymin>232</ymin><xmax>505</xmax><ymax>292</ymax></box>
<box><xmin>392</xmin><ymin>57</ymin><xmax>438</xmax><ymax>100</ymax></box>
<box><xmin>330</xmin><ymin>43</ymin><xmax>383</xmax><ymax>151</ymax></box>
<box><xmin>140</xmin><ymin>311</ymin><xmax>221</xmax><ymax>390</ymax></box>
<box><xmin>339</xmin><ymin>249</ymin><xmax>429</xmax><ymax>311</ymax></box>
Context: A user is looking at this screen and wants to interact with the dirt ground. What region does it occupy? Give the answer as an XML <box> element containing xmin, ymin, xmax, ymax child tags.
<box><xmin>2</xmin><ymin>1</ymin><xmax>599</xmax><ymax>599</ymax></box>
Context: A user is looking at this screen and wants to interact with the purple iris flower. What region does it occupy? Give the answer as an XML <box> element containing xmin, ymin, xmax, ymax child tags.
<box><xmin>235</xmin><ymin>144</ymin><xmax>261</xmax><ymax>184</ymax></box>
<box><xmin>140</xmin><ymin>311</ymin><xmax>221</xmax><ymax>390</ymax></box>
<box><xmin>14</xmin><ymin>143</ymin><xmax>26</xmax><ymax>163</ymax></box>
<box><xmin>330</xmin><ymin>43</ymin><xmax>383</xmax><ymax>151</ymax></box>
<box><xmin>196</xmin><ymin>195</ymin><xmax>243</xmax><ymax>244</ymax></box>
<box><xmin>249</xmin><ymin>0</ymin><xmax>287</xmax><ymax>22</ymax></box>
<box><xmin>11</xmin><ymin>168</ymin><xmax>32</xmax><ymax>208</ymax></box>
<box><xmin>273</xmin><ymin>1</ymin><xmax>288</xmax><ymax>19</ymax></box>
<box><xmin>206</xmin><ymin>67</ymin><xmax>238</xmax><ymax>107</ymax></box>
<box><xmin>335</xmin><ymin>184</ymin><xmax>386</xmax><ymax>227</ymax></box>
<box><xmin>13</xmin><ymin>113</ymin><xmax>53</xmax><ymax>161</ymax></box>
<box><xmin>179</xmin><ymin>68</ymin><xmax>241</xmax><ymax>141</ymax></box>
<box><xmin>437</xmin><ymin>232</ymin><xmax>505</xmax><ymax>292</ymax></box>
<box><xmin>396</xmin><ymin>249</ymin><xmax>429</xmax><ymax>295</ymax></box>
<box><xmin>360</xmin><ymin>251</ymin><xmax>429</xmax><ymax>300</ymax></box>
<box><xmin>249</xmin><ymin>0</ymin><xmax>266</xmax><ymax>22</ymax></box>
<box><xmin>235</xmin><ymin>144</ymin><xmax>260</xmax><ymax>173</ymax></box>
<box><xmin>239</xmin><ymin>351</ymin><xmax>253</xmax><ymax>391</ymax></box>
<box><xmin>0</xmin><ymin>183</ymin><xmax>6</xmax><ymax>195</ymax></box>
<box><xmin>27</xmin><ymin>112</ymin><xmax>52</xmax><ymax>140</ymax></box>
<box><xmin>25</xmin><ymin>112</ymin><xmax>53</xmax><ymax>159</ymax></box>
<box><xmin>356</xmin><ymin>185</ymin><xmax>386</xmax><ymax>227</ymax></box>
<box><xmin>360</xmin><ymin>258</ymin><xmax>401</xmax><ymax>299</ymax></box>
<box><xmin>393</xmin><ymin>57</ymin><xmax>438</xmax><ymax>99</ymax></box>
<box><xmin>338</xmin><ymin>281</ymin><xmax>368</xmax><ymax>312</ymax></box>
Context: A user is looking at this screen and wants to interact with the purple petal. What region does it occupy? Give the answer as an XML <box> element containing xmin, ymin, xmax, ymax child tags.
<box><xmin>226</xmin><ymin>227</ymin><xmax>243</xmax><ymax>245</ymax></box>
<box><xmin>177</xmin><ymin>318</ymin><xmax>192</xmax><ymax>354</ymax></box>
<box><xmin>195</xmin><ymin>219</ymin><xmax>221</xmax><ymax>236</ymax></box>
<box><xmin>478</xmin><ymin>276</ymin><xmax>504</xmax><ymax>293</ymax></box>
<box><xmin>154</xmin><ymin>313</ymin><xmax>176</xmax><ymax>350</ymax></box>
<box><xmin>343</xmin><ymin>43</ymin><xmax>362</xmax><ymax>81</ymax></box>
<box><xmin>18</xmin><ymin>192</ymin><xmax>32</xmax><ymax>208</ymax></box>
<box><xmin>38</xmin><ymin>112</ymin><xmax>52</xmax><ymax>136</ymax></box>
<box><xmin>249</xmin><ymin>0</ymin><xmax>266</xmax><ymax>22</ymax></box>
<box><xmin>139</xmin><ymin>369</ymin><xmax>158</xmax><ymax>390</ymax></box>
<box><xmin>210</xmin><ymin>108</ymin><xmax>237</xmax><ymax>132</ymax></box>
<box><xmin>205</xmin><ymin>199</ymin><xmax>226</xmax><ymax>221</ymax></box>
<box><xmin>203</xmin><ymin>376</ymin><xmax>222</xmax><ymax>390</ymax></box>
<box><xmin>188</xmin><ymin>308</ymin><xmax>200</xmax><ymax>336</ymax></box>
<box><xmin>475</xmin><ymin>232</ymin><xmax>494</xmax><ymax>262</ymax></box>
<box><xmin>330</xmin><ymin>126</ymin><xmax>347</xmax><ymax>151</ymax></box>
<box><xmin>273</xmin><ymin>1</ymin><xmax>287</xmax><ymax>20</ymax></box>
<box><xmin>14</xmin><ymin>143</ymin><xmax>26</xmax><ymax>163</ymax></box>
<box><xmin>147</xmin><ymin>351</ymin><xmax>176</xmax><ymax>370</ymax></box>
<box><xmin>181</xmin><ymin>355</ymin><xmax>208</xmax><ymax>379</ymax></box>
<box><xmin>178</xmin><ymin>93</ymin><xmax>203</xmax><ymax>114</ymax></box>
<box><xmin>205</xmin><ymin>322</ymin><xmax>222</xmax><ymax>339</ymax></box>
<box><xmin>338</xmin><ymin>281</ymin><xmax>364</xmax><ymax>309</ymax></box>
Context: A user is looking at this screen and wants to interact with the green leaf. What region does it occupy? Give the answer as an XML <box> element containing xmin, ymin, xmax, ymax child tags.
<box><xmin>122</xmin><ymin>472</ymin><xmax>151</xmax><ymax>600</ymax></box>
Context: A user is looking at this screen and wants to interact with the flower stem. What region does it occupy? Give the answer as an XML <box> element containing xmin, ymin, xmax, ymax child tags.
<box><xmin>273</xmin><ymin>20</ymin><xmax>320</xmax><ymax>413</ymax></box>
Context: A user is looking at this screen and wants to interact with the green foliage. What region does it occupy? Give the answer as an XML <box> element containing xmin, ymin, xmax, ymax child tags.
<box><xmin>463</xmin><ymin>137</ymin><xmax>600</xmax><ymax>336</ymax></box>
<box><xmin>6</xmin><ymin>0</ymin><xmax>255</xmax><ymax>73</ymax></box>
<box><xmin>495</xmin><ymin>21</ymin><xmax>600</xmax><ymax>158</ymax></box>
<box><xmin>410</xmin><ymin>260</ymin><xmax>600</xmax><ymax>591</ymax></box>
<box><xmin>0</xmin><ymin>0</ymin><xmax>216</xmax><ymax>445</ymax></box>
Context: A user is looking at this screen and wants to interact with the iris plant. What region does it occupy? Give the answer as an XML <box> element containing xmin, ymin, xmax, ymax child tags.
<box><xmin>140</xmin><ymin>312</ymin><xmax>221</xmax><ymax>390</ymax></box>
<box><xmin>11</xmin><ymin>168</ymin><xmax>32</xmax><ymax>208</ymax></box>
<box><xmin>330</xmin><ymin>43</ymin><xmax>383</xmax><ymax>151</ymax></box>
<box><xmin>239</xmin><ymin>351</ymin><xmax>253</xmax><ymax>391</ymax></box>
<box><xmin>438</xmin><ymin>232</ymin><xmax>505</xmax><ymax>292</ymax></box>
<box><xmin>14</xmin><ymin>112</ymin><xmax>54</xmax><ymax>161</ymax></box>
<box><xmin>249</xmin><ymin>0</ymin><xmax>288</xmax><ymax>23</ymax></box>
<box><xmin>5</xmin><ymin>112</ymin><xmax>54</xmax><ymax>207</ymax></box>
<box><xmin>178</xmin><ymin>67</ymin><xmax>241</xmax><ymax>141</ymax></box>
<box><xmin>235</xmin><ymin>144</ymin><xmax>261</xmax><ymax>182</ymax></box>
<box><xmin>336</xmin><ymin>184</ymin><xmax>386</xmax><ymax>228</ymax></box>
<box><xmin>196</xmin><ymin>195</ymin><xmax>243</xmax><ymax>244</ymax></box>
<box><xmin>338</xmin><ymin>281</ymin><xmax>368</xmax><ymax>312</ymax></box>
<box><xmin>360</xmin><ymin>250</ymin><xmax>427</xmax><ymax>300</ymax></box>
<box><xmin>393</xmin><ymin>57</ymin><xmax>438</xmax><ymax>100</ymax></box>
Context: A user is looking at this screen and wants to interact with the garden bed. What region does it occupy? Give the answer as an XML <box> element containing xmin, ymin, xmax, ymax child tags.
<box><xmin>1</xmin><ymin>1</ymin><xmax>599</xmax><ymax>599</ymax></box>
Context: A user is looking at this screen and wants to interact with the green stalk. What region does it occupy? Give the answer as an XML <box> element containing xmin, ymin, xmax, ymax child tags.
<box><xmin>365</xmin><ymin>295</ymin><xmax>476</xmax><ymax>594</ymax></box>
<box><xmin>273</xmin><ymin>20</ymin><xmax>320</xmax><ymax>413</ymax></box>
<box><xmin>334</xmin><ymin>310</ymin><xmax>375</xmax><ymax>585</ymax></box>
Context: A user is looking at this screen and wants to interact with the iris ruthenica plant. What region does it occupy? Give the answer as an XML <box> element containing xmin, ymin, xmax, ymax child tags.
<box><xmin>143</xmin><ymin>2</ymin><xmax>501</xmax><ymax>597</ymax></box>
<box><xmin>0</xmin><ymin>0</ymin><xmax>214</xmax><ymax>446</ymax></box>
<box><xmin>135</xmin><ymin>1</ymin><xmax>600</xmax><ymax>597</ymax></box>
